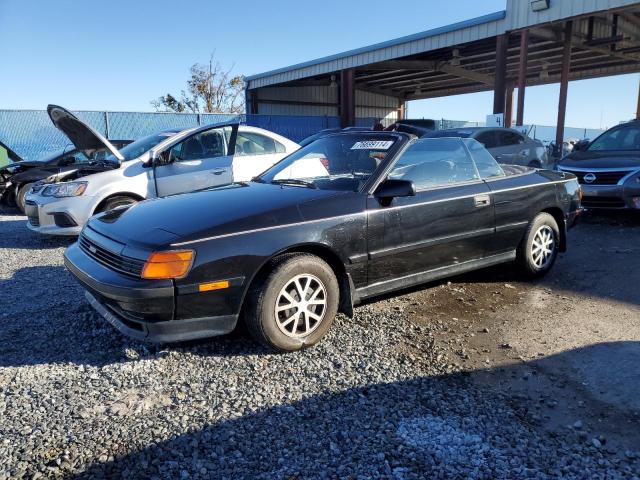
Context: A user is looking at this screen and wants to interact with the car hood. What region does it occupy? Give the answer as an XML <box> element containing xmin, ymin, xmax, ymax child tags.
<box><xmin>559</xmin><ymin>150</ymin><xmax>640</xmax><ymax>170</ymax></box>
<box><xmin>87</xmin><ymin>182</ymin><xmax>356</xmax><ymax>249</ymax></box>
<box><xmin>12</xmin><ymin>163</ymin><xmax>114</xmax><ymax>184</ymax></box>
<box><xmin>47</xmin><ymin>105</ymin><xmax>124</xmax><ymax>166</ymax></box>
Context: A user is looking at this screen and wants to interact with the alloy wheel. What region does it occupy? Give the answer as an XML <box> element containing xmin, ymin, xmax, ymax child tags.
<box><xmin>274</xmin><ymin>274</ymin><xmax>327</xmax><ymax>338</ymax></box>
<box><xmin>531</xmin><ymin>225</ymin><xmax>556</xmax><ymax>269</ymax></box>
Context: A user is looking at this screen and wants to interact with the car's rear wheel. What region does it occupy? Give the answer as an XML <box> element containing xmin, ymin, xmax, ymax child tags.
<box><xmin>16</xmin><ymin>183</ymin><xmax>33</xmax><ymax>214</ymax></box>
<box><xmin>517</xmin><ymin>212</ymin><xmax>560</xmax><ymax>278</ymax></box>
<box><xmin>97</xmin><ymin>195</ymin><xmax>138</xmax><ymax>213</ymax></box>
<box><xmin>244</xmin><ymin>253</ymin><xmax>339</xmax><ymax>352</ymax></box>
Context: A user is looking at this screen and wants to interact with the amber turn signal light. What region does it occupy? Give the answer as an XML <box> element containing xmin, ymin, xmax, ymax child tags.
<box><xmin>198</xmin><ymin>280</ymin><xmax>230</xmax><ymax>292</ymax></box>
<box><xmin>141</xmin><ymin>250</ymin><xmax>194</xmax><ymax>280</ymax></box>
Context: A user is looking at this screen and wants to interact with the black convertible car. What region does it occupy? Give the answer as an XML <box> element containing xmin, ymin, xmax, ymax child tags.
<box><xmin>0</xmin><ymin>138</ymin><xmax>131</xmax><ymax>212</ymax></box>
<box><xmin>64</xmin><ymin>132</ymin><xmax>581</xmax><ymax>351</ymax></box>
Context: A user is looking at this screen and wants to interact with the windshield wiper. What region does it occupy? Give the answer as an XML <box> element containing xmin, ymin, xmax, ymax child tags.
<box><xmin>271</xmin><ymin>179</ymin><xmax>318</xmax><ymax>189</ymax></box>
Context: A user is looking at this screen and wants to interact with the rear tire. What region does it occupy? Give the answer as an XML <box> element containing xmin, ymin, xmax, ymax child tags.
<box><xmin>97</xmin><ymin>195</ymin><xmax>138</xmax><ymax>213</ymax></box>
<box><xmin>243</xmin><ymin>253</ymin><xmax>339</xmax><ymax>352</ymax></box>
<box><xmin>516</xmin><ymin>212</ymin><xmax>560</xmax><ymax>278</ymax></box>
<box><xmin>16</xmin><ymin>183</ymin><xmax>33</xmax><ymax>214</ymax></box>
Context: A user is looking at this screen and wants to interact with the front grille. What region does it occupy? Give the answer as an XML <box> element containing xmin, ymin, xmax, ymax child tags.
<box><xmin>582</xmin><ymin>196</ymin><xmax>626</xmax><ymax>209</ymax></box>
<box><xmin>79</xmin><ymin>234</ymin><xmax>145</xmax><ymax>278</ymax></box>
<box><xmin>561</xmin><ymin>169</ymin><xmax>633</xmax><ymax>185</ymax></box>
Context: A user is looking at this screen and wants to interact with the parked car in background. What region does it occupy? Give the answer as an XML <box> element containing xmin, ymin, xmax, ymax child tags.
<box><xmin>557</xmin><ymin>120</ymin><xmax>640</xmax><ymax>210</ymax></box>
<box><xmin>25</xmin><ymin>105</ymin><xmax>299</xmax><ymax>235</ymax></box>
<box><xmin>0</xmin><ymin>139</ymin><xmax>131</xmax><ymax>212</ymax></box>
<box><xmin>63</xmin><ymin>132</ymin><xmax>580</xmax><ymax>351</ymax></box>
<box><xmin>425</xmin><ymin>127</ymin><xmax>550</xmax><ymax>168</ymax></box>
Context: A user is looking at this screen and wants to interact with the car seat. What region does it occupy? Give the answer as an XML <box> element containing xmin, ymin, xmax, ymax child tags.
<box><xmin>182</xmin><ymin>137</ymin><xmax>204</xmax><ymax>159</ymax></box>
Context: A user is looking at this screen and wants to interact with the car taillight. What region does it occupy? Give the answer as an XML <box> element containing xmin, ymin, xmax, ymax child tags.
<box><xmin>142</xmin><ymin>250</ymin><xmax>195</xmax><ymax>280</ymax></box>
<box><xmin>320</xmin><ymin>158</ymin><xmax>330</xmax><ymax>169</ymax></box>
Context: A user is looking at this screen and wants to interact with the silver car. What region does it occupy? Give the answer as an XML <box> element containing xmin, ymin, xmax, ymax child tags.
<box><xmin>426</xmin><ymin>127</ymin><xmax>550</xmax><ymax>168</ymax></box>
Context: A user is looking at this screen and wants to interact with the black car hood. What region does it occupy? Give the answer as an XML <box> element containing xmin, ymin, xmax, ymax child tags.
<box><xmin>560</xmin><ymin>150</ymin><xmax>640</xmax><ymax>169</ymax></box>
<box><xmin>11</xmin><ymin>163</ymin><xmax>113</xmax><ymax>184</ymax></box>
<box><xmin>88</xmin><ymin>182</ymin><xmax>357</xmax><ymax>248</ymax></box>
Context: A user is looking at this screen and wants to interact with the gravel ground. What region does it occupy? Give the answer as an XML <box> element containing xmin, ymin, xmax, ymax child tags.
<box><xmin>1</xmin><ymin>210</ymin><xmax>639</xmax><ymax>479</ymax></box>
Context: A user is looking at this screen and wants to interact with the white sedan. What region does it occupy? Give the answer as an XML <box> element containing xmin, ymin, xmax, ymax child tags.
<box><xmin>25</xmin><ymin>105</ymin><xmax>299</xmax><ymax>235</ymax></box>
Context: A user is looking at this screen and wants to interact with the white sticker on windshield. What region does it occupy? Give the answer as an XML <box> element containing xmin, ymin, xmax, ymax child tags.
<box><xmin>351</xmin><ymin>140</ymin><xmax>394</xmax><ymax>150</ymax></box>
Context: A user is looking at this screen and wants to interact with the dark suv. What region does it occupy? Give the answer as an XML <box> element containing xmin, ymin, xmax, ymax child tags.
<box><xmin>557</xmin><ymin>120</ymin><xmax>640</xmax><ymax>210</ymax></box>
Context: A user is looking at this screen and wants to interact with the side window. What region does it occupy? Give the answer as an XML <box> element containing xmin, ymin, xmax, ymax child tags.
<box><xmin>275</xmin><ymin>140</ymin><xmax>286</xmax><ymax>153</ymax></box>
<box><xmin>388</xmin><ymin>138</ymin><xmax>479</xmax><ymax>190</ymax></box>
<box><xmin>166</xmin><ymin>126</ymin><xmax>231</xmax><ymax>162</ymax></box>
<box><xmin>236</xmin><ymin>132</ymin><xmax>277</xmax><ymax>156</ymax></box>
<box><xmin>497</xmin><ymin>131</ymin><xmax>525</xmax><ymax>146</ymax></box>
<box><xmin>463</xmin><ymin>139</ymin><xmax>505</xmax><ymax>179</ymax></box>
<box><xmin>475</xmin><ymin>131</ymin><xmax>498</xmax><ymax>149</ymax></box>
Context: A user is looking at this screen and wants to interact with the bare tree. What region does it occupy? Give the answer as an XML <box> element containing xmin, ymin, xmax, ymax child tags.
<box><xmin>151</xmin><ymin>54</ymin><xmax>245</xmax><ymax>114</ymax></box>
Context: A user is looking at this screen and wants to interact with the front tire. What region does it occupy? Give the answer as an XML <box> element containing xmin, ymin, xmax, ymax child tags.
<box><xmin>516</xmin><ymin>213</ymin><xmax>560</xmax><ymax>278</ymax></box>
<box><xmin>16</xmin><ymin>183</ymin><xmax>33</xmax><ymax>213</ymax></box>
<box><xmin>97</xmin><ymin>195</ymin><xmax>138</xmax><ymax>213</ymax></box>
<box><xmin>244</xmin><ymin>253</ymin><xmax>339</xmax><ymax>352</ymax></box>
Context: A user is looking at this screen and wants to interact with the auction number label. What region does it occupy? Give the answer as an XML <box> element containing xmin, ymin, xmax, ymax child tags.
<box><xmin>351</xmin><ymin>140</ymin><xmax>394</xmax><ymax>150</ymax></box>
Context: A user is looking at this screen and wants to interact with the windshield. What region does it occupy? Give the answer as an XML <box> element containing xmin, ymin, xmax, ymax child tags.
<box><xmin>425</xmin><ymin>130</ymin><xmax>473</xmax><ymax>139</ymax></box>
<box><xmin>106</xmin><ymin>131</ymin><xmax>181</xmax><ymax>162</ymax></box>
<box><xmin>588</xmin><ymin>124</ymin><xmax>640</xmax><ymax>152</ymax></box>
<box><xmin>257</xmin><ymin>134</ymin><xmax>402</xmax><ymax>191</ymax></box>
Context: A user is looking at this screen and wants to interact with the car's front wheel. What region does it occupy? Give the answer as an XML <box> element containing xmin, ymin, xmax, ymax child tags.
<box><xmin>16</xmin><ymin>183</ymin><xmax>33</xmax><ymax>213</ymax></box>
<box><xmin>517</xmin><ymin>212</ymin><xmax>560</xmax><ymax>278</ymax></box>
<box><xmin>244</xmin><ymin>253</ymin><xmax>339</xmax><ymax>352</ymax></box>
<box><xmin>97</xmin><ymin>195</ymin><xmax>138</xmax><ymax>213</ymax></box>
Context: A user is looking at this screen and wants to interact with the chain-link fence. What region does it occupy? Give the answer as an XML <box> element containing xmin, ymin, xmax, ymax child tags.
<box><xmin>0</xmin><ymin>110</ymin><xmax>353</xmax><ymax>161</ymax></box>
<box><xmin>0</xmin><ymin>109</ymin><xmax>600</xmax><ymax>162</ymax></box>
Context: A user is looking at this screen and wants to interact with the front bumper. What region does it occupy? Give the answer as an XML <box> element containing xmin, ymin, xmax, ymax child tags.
<box><xmin>23</xmin><ymin>193</ymin><xmax>95</xmax><ymax>235</ymax></box>
<box><xmin>64</xmin><ymin>242</ymin><xmax>238</xmax><ymax>343</ymax></box>
<box><xmin>578</xmin><ymin>183</ymin><xmax>640</xmax><ymax>209</ymax></box>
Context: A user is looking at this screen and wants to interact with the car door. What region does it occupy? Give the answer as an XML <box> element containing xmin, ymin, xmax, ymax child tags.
<box><xmin>154</xmin><ymin>124</ymin><xmax>238</xmax><ymax>197</ymax></box>
<box><xmin>490</xmin><ymin>130</ymin><xmax>528</xmax><ymax>165</ymax></box>
<box><xmin>366</xmin><ymin>138</ymin><xmax>495</xmax><ymax>286</ymax></box>
<box><xmin>232</xmin><ymin>131</ymin><xmax>288</xmax><ymax>182</ymax></box>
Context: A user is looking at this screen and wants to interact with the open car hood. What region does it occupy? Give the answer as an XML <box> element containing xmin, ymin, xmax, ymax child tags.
<box><xmin>47</xmin><ymin>105</ymin><xmax>124</xmax><ymax>166</ymax></box>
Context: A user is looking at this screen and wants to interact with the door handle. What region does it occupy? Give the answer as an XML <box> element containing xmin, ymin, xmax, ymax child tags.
<box><xmin>474</xmin><ymin>194</ymin><xmax>491</xmax><ymax>207</ymax></box>
<box><xmin>211</xmin><ymin>169</ymin><xmax>226</xmax><ymax>175</ymax></box>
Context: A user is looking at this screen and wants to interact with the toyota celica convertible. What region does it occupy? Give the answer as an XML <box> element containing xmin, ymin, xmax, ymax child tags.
<box><xmin>64</xmin><ymin>132</ymin><xmax>581</xmax><ymax>351</ymax></box>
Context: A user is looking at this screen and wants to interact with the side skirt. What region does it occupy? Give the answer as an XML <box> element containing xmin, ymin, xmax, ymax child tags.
<box><xmin>355</xmin><ymin>251</ymin><xmax>517</xmax><ymax>301</ymax></box>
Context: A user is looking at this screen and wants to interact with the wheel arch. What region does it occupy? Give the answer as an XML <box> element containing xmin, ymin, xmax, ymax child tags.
<box><xmin>92</xmin><ymin>192</ymin><xmax>145</xmax><ymax>215</ymax></box>
<box><xmin>540</xmin><ymin>206</ymin><xmax>567</xmax><ymax>252</ymax></box>
<box><xmin>241</xmin><ymin>242</ymin><xmax>355</xmax><ymax>319</ymax></box>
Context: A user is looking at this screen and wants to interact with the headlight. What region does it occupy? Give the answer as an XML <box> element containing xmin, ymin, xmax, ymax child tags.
<box><xmin>42</xmin><ymin>182</ymin><xmax>87</xmax><ymax>198</ymax></box>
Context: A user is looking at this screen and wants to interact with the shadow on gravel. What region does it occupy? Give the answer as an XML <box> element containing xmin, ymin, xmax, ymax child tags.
<box><xmin>69</xmin><ymin>342</ymin><xmax>640</xmax><ymax>479</ymax></box>
<box><xmin>0</xmin><ymin>220</ymin><xmax>75</xmax><ymax>250</ymax></box>
<box><xmin>0</xmin><ymin>265</ymin><xmax>268</xmax><ymax>368</ymax></box>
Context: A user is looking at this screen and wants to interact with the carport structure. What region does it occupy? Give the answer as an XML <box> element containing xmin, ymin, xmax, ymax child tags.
<box><xmin>246</xmin><ymin>0</ymin><xmax>640</xmax><ymax>147</ymax></box>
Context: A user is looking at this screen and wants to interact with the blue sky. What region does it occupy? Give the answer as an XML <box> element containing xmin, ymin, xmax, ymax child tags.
<box><xmin>0</xmin><ymin>0</ymin><xmax>637</xmax><ymax>129</ymax></box>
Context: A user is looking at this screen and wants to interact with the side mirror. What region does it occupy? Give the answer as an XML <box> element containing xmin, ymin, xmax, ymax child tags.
<box><xmin>143</xmin><ymin>150</ymin><xmax>169</xmax><ymax>168</ymax></box>
<box><xmin>374</xmin><ymin>179</ymin><xmax>416</xmax><ymax>202</ymax></box>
